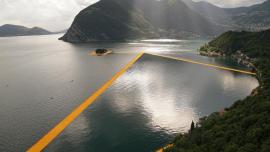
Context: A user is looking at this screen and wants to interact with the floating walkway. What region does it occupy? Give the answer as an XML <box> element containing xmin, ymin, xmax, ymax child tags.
<box><xmin>147</xmin><ymin>53</ymin><xmax>256</xmax><ymax>75</ymax></box>
<box><xmin>90</xmin><ymin>51</ymin><xmax>256</xmax><ymax>75</ymax></box>
<box><xmin>27</xmin><ymin>52</ymin><xmax>255</xmax><ymax>152</ymax></box>
<box><xmin>156</xmin><ymin>144</ymin><xmax>174</xmax><ymax>152</ymax></box>
<box><xmin>27</xmin><ymin>53</ymin><xmax>144</xmax><ymax>152</ymax></box>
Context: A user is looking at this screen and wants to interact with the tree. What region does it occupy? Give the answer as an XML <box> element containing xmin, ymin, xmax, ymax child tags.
<box><xmin>190</xmin><ymin>121</ymin><xmax>195</xmax><ymax>133</ymax></box>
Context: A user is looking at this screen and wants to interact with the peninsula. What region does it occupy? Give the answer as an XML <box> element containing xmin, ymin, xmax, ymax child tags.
<box><xmin>165</xmin><ymin>29</ymin><xmax>270</xmax><ymax>152</ymax></box>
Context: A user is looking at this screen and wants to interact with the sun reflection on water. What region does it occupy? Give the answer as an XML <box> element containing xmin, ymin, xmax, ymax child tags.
<box><xmin>110</xmin><ymin>62</ymin><xmax>198</xmax><ymax>134</ymax></box>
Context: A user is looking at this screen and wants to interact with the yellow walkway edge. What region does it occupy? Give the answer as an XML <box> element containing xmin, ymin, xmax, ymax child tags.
<box><xmin>27</xmin><ymin>51</ymin><xmax>255</xmax><ymax>152</ymax></box>
<box><xmin>156</xmin><ymin>144</ymin><xmax>174</xmax><ymax>152</ymax></box>
<box><xmin>147</xmin><ymin>53</ymin><xmax>256</xmax><ymax>75</ymax></box>
<box><xmin>27</xmin><ymin>52</ymin><xmax>144</xmax><ymax>152</ymax></box>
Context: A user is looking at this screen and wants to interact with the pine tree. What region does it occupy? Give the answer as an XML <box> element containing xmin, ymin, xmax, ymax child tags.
<box><xmin>190</xmin><ymin>121</ymin><xmax>195</xmax><ymax>134</ymax></box>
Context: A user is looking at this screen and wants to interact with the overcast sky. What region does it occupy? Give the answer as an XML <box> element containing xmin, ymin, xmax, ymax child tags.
<box><xmin>0</xmin><ymin>0</ymin><xmax>266</xmax><ymax>31</ymax></box>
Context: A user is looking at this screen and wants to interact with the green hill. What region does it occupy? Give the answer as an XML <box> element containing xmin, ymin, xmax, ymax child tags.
<box><xmin>201</xmin><ymin>29</ymin><xmax>270</xmax><ymax>58</ymax></box>
<box><xmin>165</xmin><ymin>29</ymin><xmax>270</xmax><ymax>152</ymax></box>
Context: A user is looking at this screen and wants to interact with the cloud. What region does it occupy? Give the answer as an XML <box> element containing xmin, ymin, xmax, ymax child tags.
<box><xmin>0</xmin><ymin>0</ymin><xmax>99</xmax><ymax>31</ymax></box>
<box><xmin>194</xmin><ymin>0</ymin><xmax>266</xmax><ymax>8</ymax></box>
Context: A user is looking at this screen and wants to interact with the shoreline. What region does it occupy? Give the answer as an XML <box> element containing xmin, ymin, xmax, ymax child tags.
<box><xmin>200</xmin><ymin>50</ymin><xmax>262</xmax><ymax>94</ymax></box>
<box><xmin>159</xmin><ymin>50</ymin><xmax>262</xmax><ymax>151</ymax></box>
<box><xmin>200</xmin><ymin>50</ymin><xmax>262</xmax><ymax>84</ymax></box>
<box><xmin>200</xmin><ymin>50</ymin><xmax>256</xmax><ymax>70</ymax></box>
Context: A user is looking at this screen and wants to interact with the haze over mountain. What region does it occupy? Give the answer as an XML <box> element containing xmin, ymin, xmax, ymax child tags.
<box><xmin>183</xmin><ymin>0</ymin><xmax>270</xmax><ymax>30</ymax></box>
<box><xmin>0</xmin><ymin>24</ymin><xmax>52</xmax><ymax>37</ymax></box>
<box><xmin>61</xmin><ymin>0</ymin><xmax>224</xmax><ymax>42</ymax></box>
<box><xmin>227</xmin><ymin>0</ymin><xmax>270</xmax><ymax>30</ymax></box>
<box><xmin>182</xmin><ymin>0</ymin><xmax>232</xmax><ymax>26</ymax></box>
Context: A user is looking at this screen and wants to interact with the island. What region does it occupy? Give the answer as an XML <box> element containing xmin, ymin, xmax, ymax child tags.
<box><xmin>90</xmin><ymin>49</ymin><xmax>112</xmax><ymax>56</ymax></box>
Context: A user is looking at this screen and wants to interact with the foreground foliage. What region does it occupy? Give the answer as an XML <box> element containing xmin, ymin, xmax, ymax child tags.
<box><xmin>166</xmin><ymin>29</ymin><xmax>270</xmax><ymax>152</ymax></box>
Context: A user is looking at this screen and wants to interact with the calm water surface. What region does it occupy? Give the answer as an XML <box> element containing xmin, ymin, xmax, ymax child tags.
<box><xmin>0</xmin><ymin>34</ymin><xmax>258</xmax><ymax>152</ymax></box>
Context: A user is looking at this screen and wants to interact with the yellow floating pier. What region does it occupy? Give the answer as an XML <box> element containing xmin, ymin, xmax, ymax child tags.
<box><xmin>156</xmin><ymin>144</ymin><xmax>174</xmax><ymax>152</ymax></box>
<box><xmin>147</xmin><ymin>53</ymin><xmax>256</xmax><ymax>75</ymax></box>
<box><xmin>27</xmin><ymin>53</ymin><xmax>144</xmax><ymax>152</ymax></box>
<box><xmin>28</xmin><ymin>51</ymin><xmax>255</xmax><ymax>152</ymax></box>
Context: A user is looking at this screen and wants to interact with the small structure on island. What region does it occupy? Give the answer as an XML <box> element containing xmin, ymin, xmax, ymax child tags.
<box><xmin>90</xmin><ymin>48</ymin><xmax>112</xmax><ymax>56</ymax></box>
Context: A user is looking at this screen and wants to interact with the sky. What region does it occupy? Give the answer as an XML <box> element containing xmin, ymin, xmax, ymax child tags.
<box><xmin>0</xmin><ymin>0</ymin><xmax>267</xmax><ymax>31</ymax></box>
<box><xmin>0</xmin><ymin>0</ymin><xmax>99</xmax><ymax>31</ymax></box>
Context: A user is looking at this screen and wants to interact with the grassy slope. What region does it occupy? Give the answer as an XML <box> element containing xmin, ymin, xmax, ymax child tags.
<box><xmin>165</xmin><ymin>30</ymin><xmax>270</xmax><ymax>152</ymax></box>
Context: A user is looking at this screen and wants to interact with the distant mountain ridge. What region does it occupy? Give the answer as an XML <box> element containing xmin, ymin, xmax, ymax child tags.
<box><xmin>183</xmin><ymin>0</ymin><xmax>270</xmax><ymax>31</ymax></box>
<box><xmin>227</xmin><ymin>0</ymin><xmax>270</xmax><ymax>30</ymax></box>
<box><xmin>182</xmin><ymin>0</ymin><xmax>232</xmax><ymax>26</ymax></box>
<box><xmin>0</xmin><ymin>24</ymin><xmax>52</xmax><ymax>37</ymax></box>
<box><xmin>61</xmin><ymin>0</ymin><xmax>224</xmax><ymax>42</ymax></box>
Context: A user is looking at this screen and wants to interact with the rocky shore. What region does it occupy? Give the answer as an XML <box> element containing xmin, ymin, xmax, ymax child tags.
<box><xmin>199</xmin><ymin>48</ymin><xmax>264</xmax><ymax>96</ymax></box>
<box><xmin>200</xmin><ymin>49</ymin><xmax>256</xmax><ymax>71</ymax></box>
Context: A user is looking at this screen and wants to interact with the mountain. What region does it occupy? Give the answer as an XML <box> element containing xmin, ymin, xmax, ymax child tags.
<box><xmin>183</xmin><ymin>0</ymin><xmax>270</xmax><ymax>31</ymax></box>
<box><xmin>61</xmin><ymin>0</ymin><xmax>224</xmax><ymax>42</ymax></box>
<box><xmin>226</xmin><ymin>0</ymin><xmax>270</xmax><ymax>30</ymax></box>
<box><xmin>0</xmin><ymin>24</ymin><xmax>52</xmax><ymax>37</ymax></box>
<box><xmin>182</xmin><ymin>0</ymin><xmax>232</xmax><ymax>26</ymax></box>
<box><xmin>165</xmin><ymin>29</ymin><xmax>270</xmax><ymax>152</ymax></box>
<box><xmin>200</xmin><ymin>30</ymin><xmax>270</xmax><ymax>59</ymax></box>
<box><xmin>207</xmin><ymin>30</ymin><xmax>270</xmax><ymax>57</ymax></box>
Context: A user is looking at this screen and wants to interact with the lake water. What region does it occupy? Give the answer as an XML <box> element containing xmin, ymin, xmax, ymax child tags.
<box><xmin>0</xmin><ymin>34</ymin><xmax>258</xmax><ymax>152</ymax></box>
